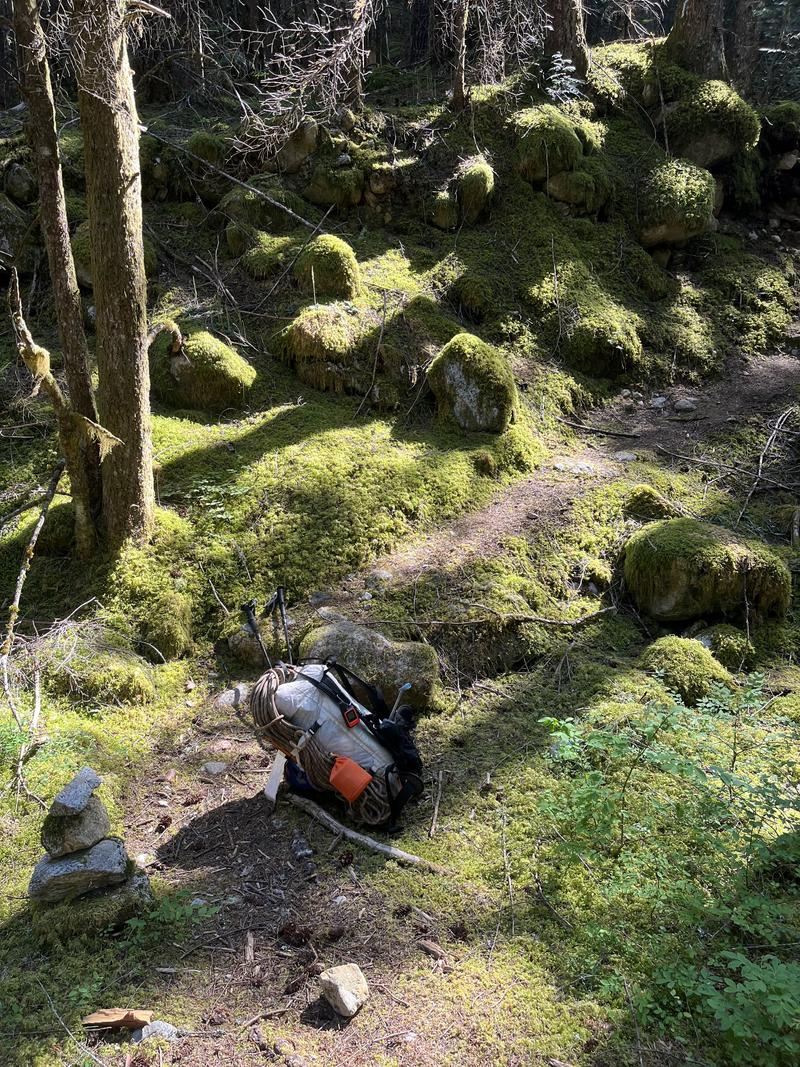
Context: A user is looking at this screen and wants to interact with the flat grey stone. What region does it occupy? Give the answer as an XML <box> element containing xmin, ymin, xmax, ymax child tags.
<box><xmin>50</xmin><ymin>767</ymin><xmax>101</xmax><ymax>816</ymax></box>
<box><xmin>28</xmin><ymin>838</ymin><xmax>128</xmax><ymax>903</ymax></box>
<box><xmin>202</xmin><ymin>761</ymin><xmax>228</xmax><ymax>775</ymax></box>
<box><xmin>132</xmin><ymin>1020</ymin><xmax>180</xmax><ymax>1044</ymax></box>
<box><xmin>41</xmin><ymin>795</ymin><xmax>110</xmax><ymax>858</ymax></box>
<box><xmin>215</xmin><ymin>684</ymin><xmax>249</xmax><ymax>708</ymax></box>
<box><xmin>613</xmin><ymin>451</ymin><xmax>638</xmax><ymax>462</ymax></box>
<box><xmin>308</xmin><ymin>591</ymin><xmax>332</xmax><ymax>607</ymax></box>
<box><xmin>674</xmin><ymin>398</ymin><xmax>698</xmax><ymax>413</ymax></box>
<box><xmin>649</xmin><ymin>395</ymin><xmax>668</xmax><ymax>410</ymax></box>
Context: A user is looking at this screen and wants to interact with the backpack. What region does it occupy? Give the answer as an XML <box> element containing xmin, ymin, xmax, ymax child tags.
<box><xmin>249</xmin><ymin>661</ymin><xmax>423</xmax><ymax>829</ymax></box>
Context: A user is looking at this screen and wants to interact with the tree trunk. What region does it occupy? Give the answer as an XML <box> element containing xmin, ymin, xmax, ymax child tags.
<box><xmin>665</xmin><ymin>0</ymin><xmax>727</xmax><ymax>79</ymax></box>
<box><xmin>408</xmin><ymin>0</ymin><xmax>430</xmax><ymax>64</ymax></box>
<box><xmin>451</xmin><ymin>0</ymin><xmax>469</xmax><ymax>111</ymax></box>
<box><xmin>75</xmin><ymin>0</ymin><xmax>155</xmax><ymax>549</ymax></box>
<box><xmin>727</xmin><ymin>0</ymin><xmax>758</xmax><ymax>97</ymax></box>
<box><xmin>342</xmin><ymin>0</ymin><xmax>366</xmax><ymax>111</ymax></box>
<box><xmin>544</xmin><ymin>0</ymin><xmax>589</xmax><ymax>80</ymax></box>
<box><xmin>12</xmin><ymin>0</ymin><xmax>101</xmax><ymax>557</ymax></box>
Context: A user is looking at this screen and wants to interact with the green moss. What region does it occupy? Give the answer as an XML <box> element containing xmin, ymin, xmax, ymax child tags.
<box><xmin>512</xmin><ymin>105</ymin><xmax>583</xmax><ymax>183</ymax></box>
<box><xmin>186</xmin><ymin>130</ymin><xmax>227</xmax><ymax>165</ymax></box>
<box><xmin>280</xmin><ymin>302</ymin><xmax>365</xmax><ymax>376</ymax></box>
<box><xmin>430</xmin><ymin>189</ymin><xmax>459</xmax><ymax>231</ymax></box>
<box><xmin>30</xmin><ymin>873</ymin><xmax>153</xmax><ymax>946</ymax></box>
<box><xmin>761</xmin><ymin>100</ymin><xmax>800</xmax><ymax>150</ymax></box>
<box><xmin>71</xmin><ymin>220</ymin><xmax>157</xmax><ymax>287</ymax></box>
<box><xmin>564</xmin><ymin>293</ymin><xmax>643</xmax><ymax>378</ymax></box>
<box><xmin>624</xmin><ymin>484</ymin><xmax>682</xmax><ymax>521</ymax></box>
<box><xmin>588</xmin><ymin>41</ymin><xmax>653</xmax><ymax>108</ymax></box>
<box><xmin>625</xmin><ymin>518</ymin><xmax>791</xmax><ymax>624</ymax></box>
<box><xmin>641</xmin><ymin>635</ymin><xmax>733</xmax><ymax>704</ymax></box>
<box><xmin>546</xmin><ymin>157</ymin><xmax>612</xmax><ymax>215</ymax></box>
<box><xmin>454</xmin><ymin>271</ymin><xmax>493</xmax><ymax>322</ymax></box>
<box><xmin>698</xmin><ymin>250</ymin><xmax>795</xmax><ymax>355</ymax></box>
<box><xmin>697</xmin><ymin>623</ymin><xmax>755</xmax><ymax>671</ymax></box>
<box><xmin>638</xmin><ymin>158</ymin><xmax>715</xmax><ymax>248</ymax></box>
<box><xmin>728</xmin><ymin>148</ymin><xmax>765</xmax><ymax>213</ymax></box>
<box><xmin>149</xmin><ymin>326</ymin><xmax>256</xmax><ymax>412</ymax></box>
<box><xmin>241</xmin><ymin>231</ymin><xmax>300</xmax><ymax>279</ymax></box>
<box><xmin>427</xmin><ymin>332</ymin><xmax>517</xmax><ymax>433</ymax></box>
<box><xmin>667</xmin><ymin>79</ymin><xmax>761</xmax><ymax>165</ymax></box>
<box><xmin>304</xmin><ymin>163</ymin><xmax>364</xmax><ymax>209</ymax></box>
<box><xmin>144</xmin><ymin>589</ymin><xmax>193</xmax><ymax>660</ymax></box>
<box><xmin>456</xmin><ymin>156</ymin><xmax>495</xmax><ymax>224</ymax></box>
<box><xmin>225</xmin><ymin>221</ymin><xmax>250</xmax><ymax>257</ymax></box>
<box><xmin>44</xmin><ymin>644</ymin><xmax>155</xmax><ymax>706</ymax></box>
<box><xmin>215</xmin><ymin>175</ymin><xmax>312</xmax><ymax>234</ymax></box>
<box><xmin>293</xmin><ymin>234</ymin><xmax>362</xmax><ymax>298</ymax></box>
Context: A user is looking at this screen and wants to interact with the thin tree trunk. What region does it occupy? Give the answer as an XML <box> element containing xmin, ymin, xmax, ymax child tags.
<box><xmin>342</xmin><ymin>0</ymin><xmax>366</xmax><ymax>110</ymax></box>
<box><xmin>12</xmin><ymin>0</ymin><xmax>101</xmax><ymax>555</ymax></box>
<box><xmin>666</xmin><ymin>0</ymin><xmax>727</xmax><ymax>79</ymax></box>
<box><xmin>75</xmin><ymin>0</ymin><xmax>155</xmax><ymax>549</ymax></box>
<box><xmin>451</xmin><ymin>0</ymin><xmax>469</xmax><ymax>111</ymax></box>
<box><xmin>544</xmin><ymin>0</ymin><xmax>589</xmax><ymax>79</ymax></box>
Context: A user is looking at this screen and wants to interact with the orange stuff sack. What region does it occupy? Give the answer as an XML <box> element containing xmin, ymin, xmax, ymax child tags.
<box><xmin>330</xmin><ymin>756</ymin><xmax>373</xmax><ymax>804</ymax></box>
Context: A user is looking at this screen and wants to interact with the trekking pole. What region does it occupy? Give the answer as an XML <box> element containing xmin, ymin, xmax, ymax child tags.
<box><xmin>389</xmin><ymin>682</ymin><xmax>412</xmax><ymax>721</ymax></box>
<box><xmin>241</xmin><ymin>599</ymin><xmax>272</xmax><ymax>668</ymax></box>
<box><xmin>264</xmin><ymin>586</ymin><xmax>292</xmax><ymax>664</ymax></box>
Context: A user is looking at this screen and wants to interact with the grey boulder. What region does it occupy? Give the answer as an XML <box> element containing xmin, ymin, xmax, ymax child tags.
<box><xmin>28</xmin><ymin>838</ymin><xmax>128</xmax><ymax>903</ymax></box>
<box><xmin>319</xmin><ymin>963</ymin><xmax>369</xmax><ymax>1018</ymax></box>
<box><xmin>50</xmin><ymin>766</ymin><xmax>102</xmax><ymax>816</ymax></box>
<box><xmin>5</xmin><ymin>162</ymin><xmax>36</xmax><ymax>205</ymax></box>
<box><xmin>132</xmin><ymin>1020</ymin><xmax>180</xmax><ymax>1044</ymax></box>
<box><xmin>41</xmin><ymin>795</ymin><xmax>111</xmax><ymax>858</ymax></box>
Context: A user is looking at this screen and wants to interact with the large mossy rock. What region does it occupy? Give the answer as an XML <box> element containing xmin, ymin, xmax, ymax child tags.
<box><xmin>299</xmin><ymin>618</ymin><xmax>438</xmax><ymax>710</ymax></box>
<box><xmin>624</xmin><ymin>518</ymin><xmax>791</xmax><ymax>624</ymax></box>
<box><xmin>638</xmin><ymin>158</ymin><xmax>715</xmax><ymax>248</ymax></box>
<box><xmin>513</xmin><ymin>105</ymin><xmax>583</xmax><ymax>183</ymax></box>
<box><xmin>762</xmin><ymin>101</ymin><xmax>800</xmax><ymax>152</ymax></box>
<box><xmin>149</xmin><ymin>325</ymin><xmax>256</xmax><ymax>413</ymax></box>
<box><xmin>663</xmin><ymin>80</ymin><xmax>760</xmax><ymax>169</ymax></box>
<box><xmin>241</xmin><ymin>232</ymin><xmax>300</xmax><ymax>278</ymax></box>
<box><xmin>143</xmin><ymin>589</ymin><xmax>194</xmax><ymax>661</ymax></box>
<box><xmin>273</xmin><ymin>118</ymin><xmax>319</xmax><ymax>173</ymax></box>
<box><xmin>215</xmin><ymin>175</ymin><xmax>311</xmax><ymax>233</ymax></box>
<box><xmin>427</xmin><ymin>333</ymin><xmax>516</xmax><ymax>433</ymax></box>
<box><xmin>696</xmin><ymin>623</ymin><xmax>755</xmax><ymax>671</ymax></box>
<box><xmin>455</xmin><ymin>156</ymin><xmax>495</xmax><ymax>224</ymax></box>
<box><xmin>71</xmin><ymin>220</ymin><xmax>157</xmax><ymax>288</ymax></box>
<box><xmin>293</xmin><ymin>234</ymin><xmax>362</xmax><ymax>298</ymax></box>
<box><xmin>280</xmin><ymin>302</ymin><xmax>368</xmax><ymax>394</ymax></box>
<box><xmin>564</xmin><ymin>298</ymin><xmax>643</xmax><ymax>377</ymax></box>
<box><xmin>640</xmin><ymin>636</ymin><xmax>733</xmax><ymax>705</ymax></box>
<box><xmin>546</xmin><ymin>158</ymin><xmax>612</xmax><ymax>215</ymax></box>
<box><xmin>304</xmin><ymin>163</ymin><xmax>364</xmax><ymax>208</ymax></box>
<box><xmin>31</xmin><ymin>870</ymin><xmax>153</xmax><ymax>945</ymax></box>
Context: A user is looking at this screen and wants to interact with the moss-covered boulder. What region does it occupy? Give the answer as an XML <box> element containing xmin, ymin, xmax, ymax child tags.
<box><xmin>46</xmin><ymin>646</ymin><xmax>155</xmax><ymax>705</ymax></box>
<box><xmin>143</xmin><ymin>589</ymin><xmax>193</xmax><ymax>661</ymax></box>
<box><xmin>304</xmin><ymin>163</ymin><xmax>364</xmax><ymax>208</ymax></box>
<box><xmin>273</xmin><ymin>118</ymin><xmax>319</xmax><ymax>173</ymax></box>
<box><xmin>242</xmin><ymin>232</ymin><xmax>300</xmax><ymax>279</ymax></box>
<box><xmin>762</xmin><ymin>101</ymin><xmax>800</xmax><ymax>152</ymax></box>
<box><xmin>638</xmin><ymin>158</ymin><xmax>715</xmax><ymax>248</ymax></box>
<box><xmin>299</xmin><ymin>618</ymin><xmax>438</xmax><ymax>710</ymax></box>
<box><xmin>641</xmin><ymin>636</ymin><xmax>733</xmax><ymax>705</ymax></box>
<box><xmin>623</xmin><ymin>484</ymin><xmax>683</xmax><ymax>521</ymax></box>
<box><xmin>149</xmin><ymin>325</ymin><xmax>256</xmax><ymax>413</ymax></box>
<box><xmin>280</xmin><ymin>302</ymin><xmax>365</xmax><ymax>392</ymax></box>
<box><xmin>214</xmin><ymin>175</ymin><xmax>311</xmax><ymax>234</ymax></box>
<box><xmin>186</xmin><ymin>129</ymin><xmax>227</xmax><ymax>165</ymax></box>
<box><xmin>564</xmin><ymin>297</ymin><xmax>643</xmax><ymax>377</ymax></box>
<box><xmin>71</xmin><ymin>220</ymin><xmax>157</xmax><ymax>288</ymax></box>
<box><xmin>454</xmin><ymin>272</ymin><xmax>493</xmax><ymax>322</ymax></box>
<box><xmin>513</xmin><ymin>105</ymin><xmax>583</xmax><ymax>183</ymax></box>
<box><xmin>31</xmin><ymin>870</ymin><xmax>153</xmax><ymax>946</ymax></box>
<box><xmin>664</xmin><ymin>80</ymin><xmax>760</xmax><ymax>169</ymax></box>
<box><xmin>427</xmin><ymin>333</ymin><xmax>516</xmax><ymax>434</ymax></box>
<box><xmin>696</xmin><ymin>623</ymin><xmax>755</xmax><ymax>671</ymax></box>
<box><xmin>293</xmin><ymin>234</ymin><xmax>362</xmax><ymax>298</ymax></box>
<box><xmin>430</xmin><ymin>189</ymin><xmax>458</xmax><ymax>231</ymax></box>
<box><xmin>456</xmin><ymin>156</ymin><xmax>495</xmax><ymax>224</ymax></box>
<box><xmin>546</xmin><ymin>159</ymin><xmax>612</xmax><ymax>215</ymax></box>
<box><xmin>624</xmin><ymin>518</ymin><xmax>791</xmax><ymax>624</ymax></box>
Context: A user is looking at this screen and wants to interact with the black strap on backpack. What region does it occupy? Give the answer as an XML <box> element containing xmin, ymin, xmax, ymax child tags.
<box><xmin>323</xmin><ymin>658</ymin><xmax>390</xmax><ymax>718</ymax></box>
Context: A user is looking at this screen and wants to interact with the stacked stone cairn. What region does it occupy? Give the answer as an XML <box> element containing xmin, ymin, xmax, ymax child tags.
<box><xmin>28</xmin><ymin>767</ymin><xmax>151</xmax><ymax>933</ymax></box>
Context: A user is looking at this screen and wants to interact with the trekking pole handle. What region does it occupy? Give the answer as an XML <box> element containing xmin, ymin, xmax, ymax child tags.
<box><xmin>390</xmin><ymin>682</ymin><xmax>412</xmax><ymax>718</ymax></box>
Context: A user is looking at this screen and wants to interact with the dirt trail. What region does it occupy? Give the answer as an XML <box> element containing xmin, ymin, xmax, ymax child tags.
<box><xmin>334</xmin><ymin>347</ymin><xmax>800</xmax><ymax>589</ymax></box>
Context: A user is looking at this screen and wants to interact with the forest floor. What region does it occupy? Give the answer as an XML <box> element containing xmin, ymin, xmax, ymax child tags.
<box><xmin>17</xmin><ymin>340</ymin><xmax>793</xmax><ymax>1067</ymax></box>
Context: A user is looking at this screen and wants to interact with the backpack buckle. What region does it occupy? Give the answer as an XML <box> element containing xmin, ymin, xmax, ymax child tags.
<box><xmin>342</xmin><ymin>704</ymin><xmax>360</xmax><ymax>729</ymax></box>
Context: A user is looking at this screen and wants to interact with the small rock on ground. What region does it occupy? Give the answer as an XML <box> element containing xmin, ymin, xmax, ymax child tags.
<box><xmin>202</xmin><ymin>761</ymin><xmax>228</xmax><ymax>776</ymax></box>
<box><xmin>28</xmin><ymin>838</ymin><xmax>128</xmax><ymax>902</ymax></box>
<box><xmin>674</xmin><ymin>398</ymin><xmax>698</xmax><ymax>413</ymax></box>
<box><xmin>132</xmin><ymin>1020</ymin><xmax>180</xmax><ymax>1043</ymax></box>
<box><xmin>319</xmin><ymin>962</ymin><xmax>369</xmax><ymax>1018</ymax></box>
<box><xmin>613</xmin><ymin>451</ymin><xmax>638</xmax><ymax>462</ymax></box>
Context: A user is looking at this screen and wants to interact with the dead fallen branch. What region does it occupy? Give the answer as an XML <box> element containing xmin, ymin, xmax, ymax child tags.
<box><xmin>655</xmin><ymin>445</ymin><xmax>797</xmax><ymax>493</ymax></box>
<box><xmin>557</xmin><ymin>417</ymin><xmax>640</xmax><ymax>440</ymax></box>
<box><xmin>736</xmin><ymin>407</ymin><xmax>797</xmax><ymax>525</ymax></box>
<box><xmin>286</xmin><ymin>794</ymin><xmax>452</xmax><ymax>875</ymax></box>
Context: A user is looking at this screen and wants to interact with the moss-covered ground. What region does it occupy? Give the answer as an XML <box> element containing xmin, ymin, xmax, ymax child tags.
<box><xmin>1</xmin><ymin>47</ymin><xmax>800</xmax><ymax>1067</ymax></box>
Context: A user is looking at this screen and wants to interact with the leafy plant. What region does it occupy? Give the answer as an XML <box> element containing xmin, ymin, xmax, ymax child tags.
<box><xmin>124</xmin><ymin>889</ymin><xmax>219</xmax><ymax>948</ymax></box>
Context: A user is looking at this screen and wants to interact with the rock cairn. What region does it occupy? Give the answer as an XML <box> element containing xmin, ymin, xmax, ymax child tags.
<box><xmin>28</xmin><ymin>767</ymin><xmax>146</xmax><ymax>914</ymax></box>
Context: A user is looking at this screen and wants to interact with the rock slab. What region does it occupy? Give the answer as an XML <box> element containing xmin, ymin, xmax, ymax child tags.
<box><xmin>319</xmin><ymin>963</ymin><xmax>369</xmax><ymax>1017</ymax></box>
<box><xmin>50</xmin><ymin>766</ymin><xmax>101</xmax><ymax>816</ymax></box>
<box><xmin>41</xmin><ymin>795</ymin><xmax>111</xmax><ymax>858</ymax></box>
<box><xmin>28</xmin><ymin>838</ymin><xmax>128</xmax><ymax>903</ymax></box>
